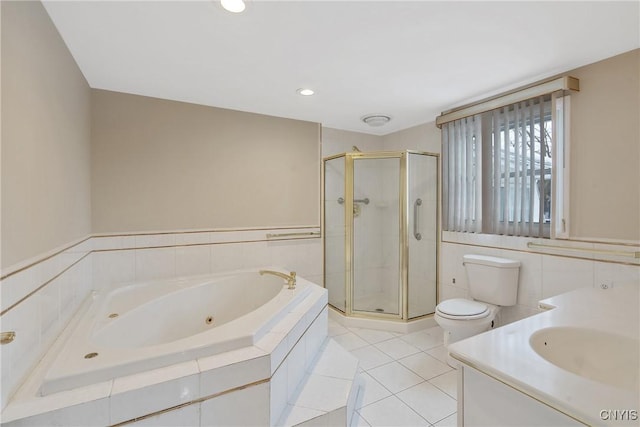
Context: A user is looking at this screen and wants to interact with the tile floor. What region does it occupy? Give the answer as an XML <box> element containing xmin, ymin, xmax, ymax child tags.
<box><xmin>328</xmin><ymin>319</ymin><xmax>458</xmax><ymax>427</ymax></box>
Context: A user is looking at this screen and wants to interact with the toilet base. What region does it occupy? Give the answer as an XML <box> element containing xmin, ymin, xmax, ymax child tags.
<box><xmin>442</xmin><ymin>323</ymin><xmax>493</xmax><ymax>368</ymax></box>
<box><xmin>442</xmin><ymin>322</ymin><xmax>492</xmax><ymax>345</ymax></box>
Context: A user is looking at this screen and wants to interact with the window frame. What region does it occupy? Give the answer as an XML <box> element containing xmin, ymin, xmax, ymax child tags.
<box><xmin>441</xmin><ymin>92</ymin><xmax>571</xmax><ymax>239</ymax></box>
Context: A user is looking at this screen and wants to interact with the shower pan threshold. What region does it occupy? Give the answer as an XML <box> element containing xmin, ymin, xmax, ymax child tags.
<box><xmin>328</xmin><ymin>306</ymin><xmax>437</xmax><ymax>334</ymax></box>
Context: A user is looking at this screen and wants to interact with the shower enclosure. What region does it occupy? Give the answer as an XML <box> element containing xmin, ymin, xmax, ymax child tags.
<box><xmin>323</xmin><ymin>150</ymin><xmax>438</xmax><ymax>321</ymax></box>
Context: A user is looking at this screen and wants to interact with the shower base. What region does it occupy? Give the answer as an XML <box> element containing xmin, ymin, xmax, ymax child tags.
<box><xmin>352</xmin><ymin>292</ymin><xmax>398</xmax><ymax>315</ymax></box>
<box><xmin>328</xmin><ymin>306</ymin><xmax>436</xmax><ymax>334</ymax></box>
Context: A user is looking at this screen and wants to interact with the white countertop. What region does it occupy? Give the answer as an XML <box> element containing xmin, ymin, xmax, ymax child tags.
<box><xmin>448</xmin><ymin>283</ymin><xmax>640</xmax><ymax>426</ymax></box>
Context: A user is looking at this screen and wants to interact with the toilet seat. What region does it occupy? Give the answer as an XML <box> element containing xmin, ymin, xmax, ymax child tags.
<box><xmin>436</xmin><ymin>298</ymin><xmax>489</xmax><ymax>320</ymax></box>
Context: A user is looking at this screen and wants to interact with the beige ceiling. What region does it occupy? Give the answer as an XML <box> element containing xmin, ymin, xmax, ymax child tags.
<box><xmin>43</xmin><ymin>1</ymin><xmax>639</xmax><ymax>135</ymax></box>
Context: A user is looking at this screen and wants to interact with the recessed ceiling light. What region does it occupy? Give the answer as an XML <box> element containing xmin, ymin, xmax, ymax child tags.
<box><xmin>362</xmin><ymin>114</ymin><xmax>391</xmax><ymax>127</ymax></box>
<box><xmin>221</xmin><ymin>0</ymin><xmax>246</xmax><ymax>13</ymax></box>
<box><xmin>297</xmin><ymin>88</ymin><xmax>315</xmax><ymax>96</ymax></box>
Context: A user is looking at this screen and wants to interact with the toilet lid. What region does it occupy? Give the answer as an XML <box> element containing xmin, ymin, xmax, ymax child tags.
<box><xmin>437</xmin><ymin>299</ymin><xmax>489</xmax><ymax>320</ymax></box>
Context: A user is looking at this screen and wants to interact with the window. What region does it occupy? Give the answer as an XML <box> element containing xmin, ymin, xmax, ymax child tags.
<box><xmin>440</xmin><ymin>81</ymin><xmax>574</xmax><ymax>239</ymax></box>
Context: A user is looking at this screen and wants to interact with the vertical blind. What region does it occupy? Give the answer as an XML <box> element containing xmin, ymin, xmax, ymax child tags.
<box><xmin>442</xmin><ymin>114</ymin><xmax>482</xmax><ymax>234</ymax></box>
<box><xmin>442</xmin><ymin>95</ymin><xmax>555</xmax><ymax>238</ymax></box>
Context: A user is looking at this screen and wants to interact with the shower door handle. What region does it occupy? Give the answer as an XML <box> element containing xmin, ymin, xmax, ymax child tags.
<box><xmin>413</xmin><ymin>198</ymin><xmax>422</xmax><ymax>241</ymax></box>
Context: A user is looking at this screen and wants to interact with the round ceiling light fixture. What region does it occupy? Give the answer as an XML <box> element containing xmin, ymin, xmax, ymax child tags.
<box><xmin>362</xmin><ymin>114</ymin><xmax>391</xmax><ymax>127</ymax></box>
<box><xmin>221</xmin><ymin>0</ymin><xmax>246</xmax><ymax>13</ymax></box>
<box><xmin>297</xmin><ymin>88</ymin><xmax>315</xmax><ymax>96</ymax></box>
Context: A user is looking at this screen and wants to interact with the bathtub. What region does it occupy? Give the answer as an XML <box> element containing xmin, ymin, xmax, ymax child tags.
<box><xmin>40</xmin><ymin>269</ymin><xmax>312</xmax><ymax>396</ymax></box>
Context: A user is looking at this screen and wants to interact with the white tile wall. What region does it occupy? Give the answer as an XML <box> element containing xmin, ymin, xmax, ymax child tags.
<box><xmin>135</xmin><ymin>247</ymin><xmax>176</xmax><ymax>281</ymax></box>
<box><xmin>440</xmin><ymin>233</ymin><xmax>640</xmax><ymax>325</ymax></box>
<box><xmin>210</xmin><ymin>243</ymin><xmax>244</xmax><ymax>272</ymax></box>
<box><xmin>541</xmin><ymin>255</ymin><xmax>594</xmax><ymax>298</ymax></box>
<box><xmin>90</xmin><ymin>228</ymin><xmax>322</xmax><ymax>288</ymax></box>
<box><xmin>175</xmin><ymin>245</ymin><xmax>211</xmax><ymax>277</ymax></box>
<box><xmin>200</xmin><ymin>381</ymin><xmax>270</xmax><ymax>426</ymax></box>
<box><xmin>128</xmin><ymin>404</ymin><xmax>200</xmax><ymax>426</ymax></box>
<box><xmin>198</xmin><ymin>352</ymin><xmax>269</xmax><ymax>397</ymax></box>
<box><xmin>1</xmin><ymin>294</ymin><xmax>41</xmax><ymax>410</ymax></box>
<box><xmin>270</xmin><ymin>360</ymin><xmax>289</xmax><ymax>425</ymax></box>
<box><xmin>240</xmin><ymin>241</ymin><xmax>272</xmax><ymax>270</ymax></box>
<box><xmin>135</xmin><ymin>233</ymin><xmax>176</xmax><ymax>248</ymax></box>
<box><xmin>92</xmin><ymin>250</ymin><xmax>135</xmax><ymax>289</ymax></box>
<box><xmin>0</xmin><ymin>268</ymin><xmax>37</xmax><ymax>314</ymax></box>
<box><xmin>287</xmin><ymin>339</ymin><xmax>307</xmax><ymax>401</ymax></box>
<box><xmin>3</xmin><ymin>397</ymin><xmax>110</xmax><ymax>427</ymax></box>
<box><xmin>175</xmin><ymin>232</ymin><xmax>212</xmax><ymax>246</ymax></box>
<box><xmin>1</xmin><ymin>249</ymin><xmax>92</xmax><ymax>410</ymax></box>
<box><xmin>594</xmin><ymin>261</ymin><xmax>640</xmax><ymax>288</ymax></box>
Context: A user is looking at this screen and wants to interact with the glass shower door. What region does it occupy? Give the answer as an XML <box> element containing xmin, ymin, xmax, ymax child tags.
<box><xmin>324</xmin><ymin>156</ymin><xmax>346</xmax><ymax>312</ymax></box>
<box><xmin>351</xmin><ymin>156</ymin><xmax>401</xmax><ymax>317</ymax></box>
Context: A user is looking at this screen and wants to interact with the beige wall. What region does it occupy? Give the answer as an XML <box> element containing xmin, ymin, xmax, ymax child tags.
<box><xmin>321</xmin><ymin>127</ymin><xmax>384</xmax><ymax>157</ymax></box>
<box><xmin>321</xmin><ymin>121</ymin><xmax>442</xmax><ymax>158</ymax></box>
<box><xmin>91</xmin><ymin>90</ymin><xmax>320</xmax><ymax>233</ymax></box>
<box><xmin>382</xmin><ymin>121</ymin><xmax>441</xmax><ymax>154</ymax></box>
<box><xmin>1</xmin><ymin>1</ymin><xmax>92</xmax><ymax>268</ymax></box>
<box><xmin>568</xmin><ymin>49</ymin><xmax>640</xmax><ymax>242</ymax></box>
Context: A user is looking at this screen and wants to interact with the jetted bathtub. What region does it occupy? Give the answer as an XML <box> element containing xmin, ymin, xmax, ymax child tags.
<box><xmin>40</xmin><ymin>269</ymin><xmax>311</xmax><ymax>396</ymax></box>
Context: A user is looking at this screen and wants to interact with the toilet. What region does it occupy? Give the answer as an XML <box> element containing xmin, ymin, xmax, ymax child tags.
<box><xmin>435</xmin><ymin>254</ymin><xmax>520</xmax><ymax>365</ymax></box>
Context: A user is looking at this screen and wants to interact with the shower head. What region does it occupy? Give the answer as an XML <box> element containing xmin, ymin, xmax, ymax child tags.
<box><xmin>352</xmin><ymin>146</ymin><xmax>361</xmax><ymax>152</ymax></box>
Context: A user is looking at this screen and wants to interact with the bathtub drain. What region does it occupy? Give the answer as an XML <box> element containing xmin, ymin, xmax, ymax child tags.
<box><xmin>205</xmin><ymin>316</ymin><xmax>214</xmax><ymax>325</ymax></box>
<box><xmin>84</xmin><ymin>352</ymin><xmax>98</xmax><ymax>359</ymax></box>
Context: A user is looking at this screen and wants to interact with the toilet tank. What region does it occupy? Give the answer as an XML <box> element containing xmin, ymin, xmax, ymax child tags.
<box><xmin>463</xmin><ymin>254</ymin><xmax>520</xmax><ymax>306</ymax></box>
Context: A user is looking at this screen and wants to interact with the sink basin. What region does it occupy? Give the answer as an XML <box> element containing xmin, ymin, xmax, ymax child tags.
<box><xmin>530</xmin><ymin>327</ymin><xmax>639</xmax><ymax>391</ymax></box>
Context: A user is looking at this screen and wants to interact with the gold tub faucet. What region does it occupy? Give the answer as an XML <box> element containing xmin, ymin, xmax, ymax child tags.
<box><xmin>259</xmin><ymin>270</ymin><xmax>297</xmax><ymax>289</ymax></box>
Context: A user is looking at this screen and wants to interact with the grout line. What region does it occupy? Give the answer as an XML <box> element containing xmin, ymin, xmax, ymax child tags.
<box><xmin>110</xmin><ymin>378</ymin><xmax>271</xmax><ymax>426</ymax></box>
<box><xmin>93</xmin><ymin>236</ymin><xmax>320</xmax><ymax>253</ymax></box>
<box><xmin>346</xmin><ymin>321</ymin><xmax>457</xmax><ymax>426</ymax></box>
<box><xmin>0</xmin><ymin>253</ymin><xmax>92</xmax><ymax>317</ymax></box>
<box><xmin>395</xmin><ymin>386</ymin><xmax>436</xmax><ymax>426</ymax></box>
<box><xmin>0</xmin><ymin>236</ymin><xmax>92</xmax><ymax>280</ymax></box>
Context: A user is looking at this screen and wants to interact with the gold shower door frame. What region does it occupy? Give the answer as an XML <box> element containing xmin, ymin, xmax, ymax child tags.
<box><xmin>322</xmin><ymin>150</ymin><xmax>439</xmax><ymax>322</ymax></box>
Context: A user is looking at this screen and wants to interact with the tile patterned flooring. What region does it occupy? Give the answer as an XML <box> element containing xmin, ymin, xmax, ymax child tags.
<box><xmin>328</xmin><ymin>319</ymin><xmax>458</xmax><ymax>427</ymax></box>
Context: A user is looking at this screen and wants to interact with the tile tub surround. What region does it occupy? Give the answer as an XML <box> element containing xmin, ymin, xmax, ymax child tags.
<box><xmin>0</xmin><ymin>239</ymin><xmax>94</xmax><ymax>410</ymax></box>
<box><xmin>448</xmin><ymin>284</ymin><xmax>639</xmax><ymax>426</ymax></box>
<box><xmin>0</xmin><ymin>226</ymin><xmax>321</xmax><ymax>411</ymax></box>
<box><xmin>440</xmin><ymin>232</ymin><xmax>640</xmax><ymax>326</ymax></box>
<box><xmin>91</xmin><ymin>226</ymin><xmax>323</xmax><ymax>288</ymax></box>
<box><xmin>1</xmin><ymin>276</ymin><xmax>329</xmax><ymax>426</ymax></box>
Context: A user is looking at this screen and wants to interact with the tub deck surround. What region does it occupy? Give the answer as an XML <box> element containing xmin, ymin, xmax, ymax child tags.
<box><xmin>0</xmin><ymin>271</ymin><xmax>329</xmax><ymax>426</ymax></box>
<box><xmin>448</xmin><ymin>283</ymin><xmax>640</xmax><ymax>426</ymax></box>
<box><xmin>1</xmin><ymin>225</ymin><xmax>321</xmax><ymax>410</ymax></box>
